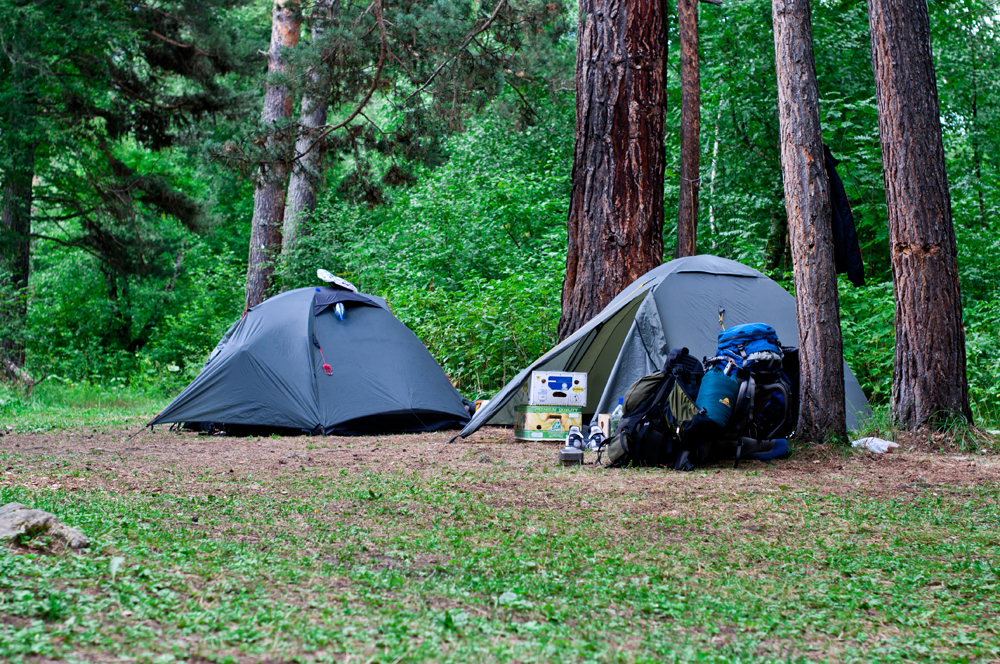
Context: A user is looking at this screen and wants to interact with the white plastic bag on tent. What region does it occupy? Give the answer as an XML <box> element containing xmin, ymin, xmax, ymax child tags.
<box><xmin>851</xmin><ymin>437</ymin><xmax>899</xmax><ymax>453</ymax></box>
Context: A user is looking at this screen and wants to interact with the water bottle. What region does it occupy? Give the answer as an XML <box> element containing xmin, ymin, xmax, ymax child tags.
<box><xmin>609</xmin><ymin>398</ymin><xmax>624</xmax><ymax>436</ymax></box>
<box><xmin>334</xmin><ymin>302</ymin><xmax>345</xmax><ymax>321</ymax></box>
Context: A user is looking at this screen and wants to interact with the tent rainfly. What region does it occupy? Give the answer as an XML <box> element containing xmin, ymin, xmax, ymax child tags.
<box><xmin>457</xmin><ymin>255</ymin><xmax>871</xmax><ymax>438</ymax></box>
<box><xmin>150</xmin><ymin>287</ymin><xmax>471</xmax><ymax>435</ymax></box>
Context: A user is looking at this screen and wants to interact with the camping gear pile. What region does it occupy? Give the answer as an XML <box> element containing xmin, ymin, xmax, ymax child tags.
<box><xmin>599</xmin><ymin>324</ymin><xmax>797</xmax><ymax>470</ymax></box>
<box><xmin>458</xmin><ymin>255</ymin><xmax>870</xmax><ymax>441</ymax></box>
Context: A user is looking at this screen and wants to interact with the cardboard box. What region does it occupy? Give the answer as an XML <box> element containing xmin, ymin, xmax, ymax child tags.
<box><xmin>519</xmin><ymin>371</ymin><xmax>587</xmax><ymax>407</ymax></box>
<box><xmin>514</xmin><ymin>405</ymin><xmax>583</xmax><ymax>441</ymax></box>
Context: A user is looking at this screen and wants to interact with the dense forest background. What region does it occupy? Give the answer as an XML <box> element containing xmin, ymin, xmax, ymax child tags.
<box><xmin>1</xmin><ymin>0</ymin><xmax>998</xmax><ymax>425</ymax></box>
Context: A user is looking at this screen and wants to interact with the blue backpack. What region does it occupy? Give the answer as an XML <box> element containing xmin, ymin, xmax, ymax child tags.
<box><xmin>694</xmin><ymin>323</ymin><xmax>796</xmax><ymax>465</ymax></box>
<box><xmin>712</xmin><ymin>323</ymin><xmax>784</xmax><ymax>372</ymax></box>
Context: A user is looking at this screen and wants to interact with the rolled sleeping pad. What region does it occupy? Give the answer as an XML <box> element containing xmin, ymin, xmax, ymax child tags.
<box><xmin>694</xmin><ymin>366</ymin><xmax>740</xmax><ymax>428</ymax></box>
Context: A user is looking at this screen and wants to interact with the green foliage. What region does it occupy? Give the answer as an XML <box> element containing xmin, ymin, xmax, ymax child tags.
<box><xmin>0</xmin><ymin>380</ymin><xmax>166</xmax><ymax>432</ymax></box>
<box><xmin>389</xmin><ymin>267</ymin><xmax>562</xmax><ymax>398</ymax></box>
<box><xmin>965</xmin><ymin>298</ymin><xmax>1000</xmax><ymax>425</ymax></box>
<box><xmin>839</xmin><ymin>279</ymin><xmax>895</xmax><ymax>406</ymax></box>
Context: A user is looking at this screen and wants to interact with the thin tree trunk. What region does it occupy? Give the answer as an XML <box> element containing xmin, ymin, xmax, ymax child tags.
<box><xmin>558</xmin><ymin>0</ymin><xmax>667</xmax><ymax>340</ymax></box>
<box><xmin>764</xmin><ymin>206</ymin><xmax>787</xmax><ymax>272</ymax></box>
<box><xmin>867</xmin><ymin>0</ymin><xmax>972</xmax><ymax>428</ymax></box>
<box><xmin>707</xmin><ymin>104</ymin><xmax>721</xmax><ymax>251</ymax></box>
<box><xmin>284</xmin><ymin>0</ymin><xmax>335</xmax><ymax>256</ymax></box>
<box><xmin>677</xmin><ymin>0</ymin><xmax>699</xmax><ymax>257</ymax></box>
<box><xmin>771</xmin><ymin>0</ymin><xmax>846</xmax><ymax>443</ymax></box>
<box><xmin>971</xmin><ymin>84</ymin><xmax>986</xmax><ymax>227</ymax></box>
<box><xmin>0</xmin><ymin>150</ymin><xmax>34</xmax><ymax>369</ymax></box>
<box><xmin>246</xmin><ymin>0</ymin><xmax>301</xmax><ymax>309</ymax></box>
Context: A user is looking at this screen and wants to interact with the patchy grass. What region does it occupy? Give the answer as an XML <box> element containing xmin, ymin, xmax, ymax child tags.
<box><xmin>1</xmin><ymin>425</ymin><xmax>999</xmax><ymax>663</ymax></box>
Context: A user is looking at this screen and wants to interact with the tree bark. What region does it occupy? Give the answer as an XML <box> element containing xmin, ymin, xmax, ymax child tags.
<box><xmin>867</xmin><ymin>0</ymin><xmax>972</xmax><ymax>428</ymax></box>
<box><xmin>771</xmin><ymin>0</ymin><xmax>846</xmax><ymax>443</ymax></box>
<box><xmin>1</xmin><ymin>54</ymin><xmax>37</xmax><ymax>371</ymax></box>
<box><xmin>676</xmin><ymin>0</ymin><xmax>699</xmax><ymax>257</ymax></box>
<box><xmin>246</xmin><ymin>0</ymin><xmax>301</xmax><ymax>310</ymax></box>
<box><xmin>283</xmin><ymin>0</ymin><xmax>334</xmax><ymax>256</ymax></box>
<box><xmin>0</xmin><ymin>150</ymin><xmax>34</xmax><ymax>369</ymax></box>
<box><xmin>558</xmin><ymin>0</ymin><xmax>667</xmax><ymax>340</ymax></box>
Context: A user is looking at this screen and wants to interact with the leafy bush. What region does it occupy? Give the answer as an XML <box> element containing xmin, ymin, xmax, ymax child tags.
<box><xmin>839</xmin><ymin>279</ymin><xmax>895</xmax><ymax>406</ymax></box>
<box><xmin>387</xmin><ymin>258</ymin><xmax>562</xmax><ymax>399</ymax></box>
<box><xmin>281</xmin><ymin>92</ymin><xmax>575</xmax><ymax>295</ymax></box>
<box><xmin>965</xmin><ymin>298</ymin><xmax>1000</xmax><ymax>425</ymax></box>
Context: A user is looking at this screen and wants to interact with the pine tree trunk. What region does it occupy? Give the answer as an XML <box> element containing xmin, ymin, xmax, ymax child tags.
<box><xmin>1</xmin><ymin>55</ymin><xmax>36</xmax><ymax>372</ymax></box>
<box><xmin>246</xmin><ymin>0</ymin><xmax>301</xmax><ymax>309</ymax></box>
<box><xmin>0</xmin><ymin>150</ymin><xmax>34</xmax><ymax>369</ymax></box>
<box><xmin>283</xmin><ymin>0</ymin><xmax>334</xmax><ymax>256</ymax></box>
<box><xmin>676</xmin><ymin>0</ymin><xmax>699</xmax><ymax>258</ymax></box>
<box><xmin>558</xmin><ymin>0</ymin><xmax>667</xmax><ymax>340</ymax></box>
<box><xmin>867</xmin><ymin>0</ymin><xmax>972</xmax><ymax>428</ymax></box>
<box><xmin>771</xmin><ymin>0</ymin><xmax>846</xmax><ymax>443</ymax></box>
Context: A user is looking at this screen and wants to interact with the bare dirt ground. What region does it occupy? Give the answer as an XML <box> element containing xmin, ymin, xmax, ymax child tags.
<box><xmin>3</xmin><ymin>425</ymin><xmax>998</xmax><ymax>503</ymax></box>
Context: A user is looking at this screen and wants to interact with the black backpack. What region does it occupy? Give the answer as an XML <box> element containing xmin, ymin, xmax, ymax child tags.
<box><xmin>600</xmin><ymin>348</ymin><xmax>707</xmax><ymax>469</ymax></box>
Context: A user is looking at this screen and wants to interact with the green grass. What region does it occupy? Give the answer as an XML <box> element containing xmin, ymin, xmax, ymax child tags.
<box><xmin>0</xmin><ymin>381</ymin><xmax>168</xmax><ymax>433</ymax></box>
<box><xmin>2</xmin><ymin>443</ymin><xmax>998</xmax><ymax>663</ymax></box>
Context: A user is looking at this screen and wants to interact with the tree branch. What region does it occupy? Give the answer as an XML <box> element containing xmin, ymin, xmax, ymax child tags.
<box><xmin>148</xmin><ymin>30</ymin><xmax>215</xmax><ymax>58</ymax></box>
<box><xmin>405</xmin><ymin>0</ymin><xmax>508</xmax><ymax>101</ymax></box>
<box><xmin>293</xmin><ymin>0</ymin><xmax>389</xmax><ymax>164</ymax></box>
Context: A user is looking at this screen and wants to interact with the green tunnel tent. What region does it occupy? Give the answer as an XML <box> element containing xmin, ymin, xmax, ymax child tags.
<box><xmin>149</xmin><ymin>287</ymin><xmax>470</xmax><ymax>435</ymax></box>
<box><xmin>457</xmin><ymin>255</ymin><xmax>871</xmax><ymax>438</ymax></box>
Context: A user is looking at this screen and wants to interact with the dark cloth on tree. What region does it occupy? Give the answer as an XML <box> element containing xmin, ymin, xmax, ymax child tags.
<box><xmin>824</xmin><ymin>144</ymin><xmax>866</xmax><ymax>286</ymax></box>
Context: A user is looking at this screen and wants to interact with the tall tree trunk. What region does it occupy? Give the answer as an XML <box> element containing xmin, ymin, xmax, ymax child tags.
<box><xmin>867</xmin><ymin>0</ymin><xmax>972</xmax><ymax>428</ymax></box>
<box><xmin>676</xmin><ymin>0</ymin><xmax>699</xmax><ymax>257</ymax></box>
<box><xmin>283</xmin><ymin>0</ymin><xmax>334</xmax><ymax>257</ymax></box>
<box><xmin>558</xmin><ymin>0</ymin><xmax>667</xmax><ymax>340</ymax></box>
<box><xmin>0</xmin><ymin>150</ymin><xmax>34</xmax><ymax>370</ymax></box>
<box><xmin>771</xmin><ymin>0</ymin><xmax>846</xmax><ymax>443</ymax></box>
<box><xmin>246</xmin><ymin>0</ymin><xmax>301</xmax><ymax>309</ymax></box>
<box><xmin>1</xmin><ymin>55</ymin><xmax>37</xmax><ymax>372</ymax></box>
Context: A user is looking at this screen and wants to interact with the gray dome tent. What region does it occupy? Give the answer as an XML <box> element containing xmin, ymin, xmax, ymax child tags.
<box><xmin>458</xmin><ymin>255</ymin><xmax>871</xmax><ymax>438</ymax></box>
<box><xmin>150</xmin><ymin>287</ymin><xmax>470</xmax><ymax>435</ymax></box>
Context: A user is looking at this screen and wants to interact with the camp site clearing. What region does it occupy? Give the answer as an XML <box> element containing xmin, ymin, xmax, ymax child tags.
<box><xmin>2</xmin><ymin>426</ymin><xmax>998</xmax><ymax>663</ymax></box>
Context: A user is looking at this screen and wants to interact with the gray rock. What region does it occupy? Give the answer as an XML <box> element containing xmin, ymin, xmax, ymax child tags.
<box><xmin>0</xmin><ymin>502</ymin><xmax>89</xmax><ymax>549</ymax></box>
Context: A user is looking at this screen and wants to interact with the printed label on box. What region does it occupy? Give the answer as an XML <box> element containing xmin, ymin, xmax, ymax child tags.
<box><xmin>514</xmin><ymin>405</ymin><xmax>583</xmax><ymax>441</ymax></box>
<box><xmin>523</xmin><ymin>371</ymin><xmax>587</xmax><ymax>406</ymax></box>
